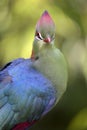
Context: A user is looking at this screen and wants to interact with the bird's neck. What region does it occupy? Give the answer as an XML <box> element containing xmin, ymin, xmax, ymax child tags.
<box><xmin>33</xmin><ymin>45</ymin><xmax>68</xmax><ymax>100</ymax></box>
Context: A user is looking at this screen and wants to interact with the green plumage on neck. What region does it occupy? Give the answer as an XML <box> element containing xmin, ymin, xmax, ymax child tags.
<box><xmin>33</xmin><ymin>43</ymin><xmax>68</xmax><ymax>101</ymax></box>
<box><xmin>32</xmin><ymin>10</ymin><xmax>68</xmax><ymax>103</ymax></box>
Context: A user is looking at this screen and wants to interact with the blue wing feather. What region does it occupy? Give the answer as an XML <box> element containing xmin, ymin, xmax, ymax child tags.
<box><xmin>0</xmin><ymin>58</ymin><xmax>56</xmax><ymax>130</ymax></box>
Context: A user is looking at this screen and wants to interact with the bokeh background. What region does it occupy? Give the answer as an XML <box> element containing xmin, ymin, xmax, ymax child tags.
<box><xmin>0</xmin><ymin>0</ymin><xmax>87</xmax><ymax>130</ymax></box>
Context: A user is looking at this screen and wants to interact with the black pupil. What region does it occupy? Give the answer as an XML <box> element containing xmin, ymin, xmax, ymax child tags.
<box><xmin>36</xmin><ymin>32</ymin><xmax>42</xmax><ymax>40</ymax></box>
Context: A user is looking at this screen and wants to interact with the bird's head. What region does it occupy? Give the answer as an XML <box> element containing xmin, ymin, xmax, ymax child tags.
<box><xmin>31</xmin><ymin>10</ymin><xmax>55</xmax><ymax>60</ymax></box>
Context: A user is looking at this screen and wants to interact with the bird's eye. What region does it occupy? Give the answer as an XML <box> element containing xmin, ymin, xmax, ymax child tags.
<box><xmin>35</xmin><ymin>31</ymin><xmax>43</xmax><ymax>40</ymax></box>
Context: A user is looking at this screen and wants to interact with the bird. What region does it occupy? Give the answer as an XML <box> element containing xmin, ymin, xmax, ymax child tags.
<box><xmin>0</xmin><ymin>10</ymin><xmax>68</xmax><ymax>130</ymax></box>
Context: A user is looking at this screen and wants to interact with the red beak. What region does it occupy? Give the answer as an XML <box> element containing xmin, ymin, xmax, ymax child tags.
<box><xmin>44</xmin><ymin>37</ymin><xmax>51</xmax><ymax>43</ymax></box>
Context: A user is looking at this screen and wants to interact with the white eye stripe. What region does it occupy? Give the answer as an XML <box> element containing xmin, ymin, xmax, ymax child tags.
<box><xmin>36</xmin><ymin>32</ymin><xmax>43</xmax><ymax>40</ymax></box>
<box><xmin>39</xmin><ymin>33</ymin><xmax>43</xmax><ymax>40</ymax></box>
<box><xmin>35</xmin><ymin>36</ymin><xmax>41</xmax><ymax>40</ymax></box>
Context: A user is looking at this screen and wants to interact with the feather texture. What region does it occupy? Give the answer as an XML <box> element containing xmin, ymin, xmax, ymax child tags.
<box><xmin>0</xmin><ymin>11</ymin><xmax>68</xmax><ymax>130</ymax></box>
<box><xmin>0</xmin><ymin>58</ymin><xmax>56</xmax><ymax>130</ymax></box>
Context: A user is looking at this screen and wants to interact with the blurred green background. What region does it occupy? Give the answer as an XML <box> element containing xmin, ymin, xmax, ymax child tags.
<box><xmin>0</xmin><ymin>0</ymin><xmax>87</xmax><ymax>130</ymax></box>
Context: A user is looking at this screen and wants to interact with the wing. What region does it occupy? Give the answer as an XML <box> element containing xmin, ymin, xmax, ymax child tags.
<box><xmin>0</xmin><ymin>58</ymin><xmax>56</xmax><ymax>130</ymax></box>
<box><xmin>0</xmin><ymin>59</ymin><xmax>27</xmax><ymax>129</ymax></box>
<box><xmin>0</xmin><ymin>71</ymin><xmax>13</xmax><ymax>130</ymax></box>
